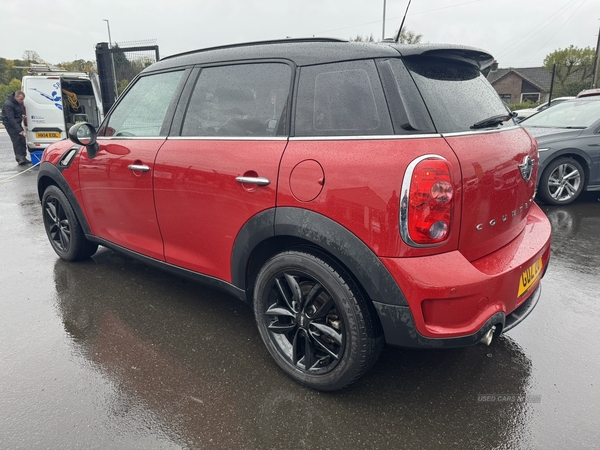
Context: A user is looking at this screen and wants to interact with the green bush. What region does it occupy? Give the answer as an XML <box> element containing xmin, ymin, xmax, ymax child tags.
<box><xmin>509</xmin><ymin>100</ymin><xmax>539</xmax><ymax>111</ymax></box>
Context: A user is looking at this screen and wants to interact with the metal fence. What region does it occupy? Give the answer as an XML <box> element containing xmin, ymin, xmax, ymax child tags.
<box><xmin>95</xmin><ymin>39</ymin><xmax>160</xmax><ymax>114</ymax></box>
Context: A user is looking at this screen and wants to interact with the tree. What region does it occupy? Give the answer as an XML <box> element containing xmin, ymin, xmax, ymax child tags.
<box><xmin>350</xmin><ymin>29</ymin><xmax>422</xmax><ymax>44</ymax></box>
<box><xmin>0</xmin><ymin>58</ymin><xmax>11</xmax><ymax>85</ymax></box>
<box><xmin>350</xmin><ymin>33</ymin><xmax>375</xmax><ymax>42</ymax></box>
<box><xmin>58</xmin><ymin>59</ymin><xmax>97</xmax><ymax>73</ymax></box>
<box><xmin>544</xmin><ymin>45</ymin><xmax>595</xmax><ymax>96</ymax></box>
<box><xmin>396</xmin><ymin>28</ymin><xmax>423</xmax><ymax>44</ymax></box>
<box><xmin>22</xmin><ymin>50</ymin><xmax>43</xmax><ymax>64</ymax></box>
<box><xmin>0</xmin><ymin>78</ymin><xmax>22</xmax><ymax>102</ymax></box>
<box><xmin>111</xmin><ymin>44</ymin><xmax>134</xmax><ymax>84</ymax></box>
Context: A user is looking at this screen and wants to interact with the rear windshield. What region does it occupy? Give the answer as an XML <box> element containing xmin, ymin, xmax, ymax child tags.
<box><xmin>521</xmin><ymin>99</ymin><xmax>600</xmax><ymax>128</ymax></box>
<box><xmin>402</xmin><ymin>57</ymin><xmax>514</xmax><ymax>133</ymax></box>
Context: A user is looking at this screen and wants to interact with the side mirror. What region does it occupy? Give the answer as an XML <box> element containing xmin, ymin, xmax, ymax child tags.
<box><xmin>68</xmin><ymin>122</ymin><xmax>99</xmax><ymax>158</ymax></box>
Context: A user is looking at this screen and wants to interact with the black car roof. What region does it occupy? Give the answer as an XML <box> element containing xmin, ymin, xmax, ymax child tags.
<box><xmin>145</xmin><ymin>38</ymin><xmax>494</xmax><ymax>73</ymax></box>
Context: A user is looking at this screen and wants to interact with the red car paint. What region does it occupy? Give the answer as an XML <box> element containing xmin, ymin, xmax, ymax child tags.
<box><xmin>153</xmin><ymin>138</ymin><xmax>287</xmax><ymax>281</ymax></box>
<box><xmin>38</xmin><ymin>40</ymin><xmax>553</xmax><ymax>390</ymax></box>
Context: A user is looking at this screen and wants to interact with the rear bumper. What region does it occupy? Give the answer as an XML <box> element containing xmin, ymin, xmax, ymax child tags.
<box><xmin>373</xmin><ymin>283</ymin><xmax>542</xmax><ymax>348</ymax></box>
<box><xmin>374</xmin><ymin>203</ymin><xmax>551</xmax><ymax>347</ymax></box>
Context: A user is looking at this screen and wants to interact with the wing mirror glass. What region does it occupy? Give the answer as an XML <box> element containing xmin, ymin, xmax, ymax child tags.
<box><xmin>68</xmin><ymin>122</ymin><xmax>99</xmax><ymax>158</ymax></box>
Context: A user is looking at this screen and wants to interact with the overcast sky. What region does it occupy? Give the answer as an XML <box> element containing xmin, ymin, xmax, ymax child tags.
<box><xmin>1</xmin><ymin>0</ymin><xmax>597</xmax><ymax>68</ymax></box>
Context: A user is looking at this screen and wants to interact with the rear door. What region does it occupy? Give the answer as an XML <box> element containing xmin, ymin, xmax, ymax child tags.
<box><xmin>154</xmin><ymin>62</ymin><xmax>292</xmax><ymax>281</ymax></box>
<box><xmin>23</xmin><ymin>76</ymin><xmax>65</xmax><ymax>149</ymax></box>
<box><xmin>78</xmin><ymin>69</ymin><xmax>188</xmax><ymax>260</ymax></box>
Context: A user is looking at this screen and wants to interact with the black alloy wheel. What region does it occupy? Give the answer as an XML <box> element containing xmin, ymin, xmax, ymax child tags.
<box><xmin>253</xmin><ymin>250</ymin><xmax>383</xmax><ymax>391</ymax></box>
<box><xmin>42</xmin><ymin>186</ymin><xmax>98</xmax><ymax>261</ymax></box>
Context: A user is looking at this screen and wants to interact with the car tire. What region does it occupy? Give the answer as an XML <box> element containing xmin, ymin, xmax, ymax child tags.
<box><xmin>253</xmin><ymin>250</ymin><xmax>383</xmax><ymax>391</ymax></box>
<box><xmin>42</xmin><ymin>186</ymin><xmax>98</xmax><ymax>261</ymax></box>
<box><xmin>537</xmin><ymin>157</ymin><xmax>584</xmax><ymax>206</ymax></box>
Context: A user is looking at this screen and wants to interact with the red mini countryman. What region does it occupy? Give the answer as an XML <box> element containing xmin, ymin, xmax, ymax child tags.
<box><xmin>37</xmin><ymin>39</ymin><xmax>551</xmax><ymax>391</ymax></box>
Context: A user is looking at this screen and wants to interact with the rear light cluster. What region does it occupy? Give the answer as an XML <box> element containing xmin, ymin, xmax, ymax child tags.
<box><xmin>400</xmin><ymin>156</ymin><xmax>454</xmax><ymax>246</ymax></box>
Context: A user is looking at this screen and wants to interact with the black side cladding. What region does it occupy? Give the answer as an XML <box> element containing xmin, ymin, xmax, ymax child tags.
<box><xmin>37</xmin><ymin>161</ymin><xmax>92</xmax><ymax>235</ymax></box>
<box><xmin>230</xmin><ymin>207</ymin><xmax>407</xmax><ymax>307</ymax></box>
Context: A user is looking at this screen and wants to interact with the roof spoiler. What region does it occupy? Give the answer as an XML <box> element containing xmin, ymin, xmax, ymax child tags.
<box><xmin>390</xmin><ymin>44</ymin><xmax>495</xmax><ymax>71</ymax></box>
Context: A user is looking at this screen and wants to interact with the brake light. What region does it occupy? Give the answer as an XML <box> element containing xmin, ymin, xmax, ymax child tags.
<box><xmin>401</xmin><ymin>156</ymin><xmax>454</xmax><ymax>246</ymax></box>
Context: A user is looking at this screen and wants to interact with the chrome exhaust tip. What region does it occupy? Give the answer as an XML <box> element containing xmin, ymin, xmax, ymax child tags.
<box><xmin>479</xmin><ymin>327</ymin><xmax>495</xmax><ymax>346</ymax></box>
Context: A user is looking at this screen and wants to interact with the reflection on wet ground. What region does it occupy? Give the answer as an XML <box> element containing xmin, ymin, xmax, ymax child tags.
<box><xmin>53</xmin><ymin>252</ymin><xmax>534</xmax><ymax>449</ymax></box>
<box><xmin>1</xmin><ymin>134</ymin><xmax>599</xmax><ymax>449</ymax></box>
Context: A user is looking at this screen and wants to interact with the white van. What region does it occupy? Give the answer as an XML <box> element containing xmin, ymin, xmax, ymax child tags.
<box><xmin>22</xmin><ymin>65</ymin><xmax>103</xmax><ymax>151</ymax></box>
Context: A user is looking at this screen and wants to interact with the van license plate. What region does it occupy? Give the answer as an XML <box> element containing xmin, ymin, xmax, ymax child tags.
<box><xmin>35</xmin><ymin>132</ymin><xmax>61</xmax><ymax>139</ymax></box>
<box><xmin>518</xmin><ymin>257</ymin><xmax>543</xmax><ymax>297</ymax></box>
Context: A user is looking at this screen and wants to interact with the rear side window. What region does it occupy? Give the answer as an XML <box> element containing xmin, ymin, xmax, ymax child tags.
<box><xmin>100</xmin><ymin>70</ymin><xmax>184</xmax><ymax>137</ymax></box>
<box><xmin>181</xmin><ymin>63</ymin><xmax>292</xmax><ymax>137</ymax></box>
<box><xmin>294</xmin><ymin>60</ymin><xmax>393</xmax><ymax>136</ymax></box>
<box><xmin>399</xmin><ymin>57</ymin><xmax>514</xmax><ymax>133</ymax></box>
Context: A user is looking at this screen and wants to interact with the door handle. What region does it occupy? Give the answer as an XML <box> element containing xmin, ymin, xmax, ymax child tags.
<box><xmin>235</xmin><ymin>176</ymin><xmax>270</xmax><ymax>186</ymax></box>
<box><xmin>128</xmin><ymin>164</ymin><xmax>150</xmax><ymax>172</ymax></box>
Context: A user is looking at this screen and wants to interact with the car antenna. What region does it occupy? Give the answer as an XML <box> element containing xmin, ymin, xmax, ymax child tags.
<box><xmin>394</xmin><ymin>0</ymin><xmax>413</xmax><ymax>43</ymax></box>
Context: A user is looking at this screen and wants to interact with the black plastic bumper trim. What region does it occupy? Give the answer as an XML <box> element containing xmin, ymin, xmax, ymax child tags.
<box><xmin>373</xmin><ymin>282</ymin><xmax>542</xmax><ymax>348</ymax></box>
<box><xmin>503</xmin><ymin>283</ymin><xmax>542</xmax><ymax>333</ymax></box>
<box><xmin>31</xmin><ymin>127</ymin><xmax>63</xmax><ymax>132</ymax></box>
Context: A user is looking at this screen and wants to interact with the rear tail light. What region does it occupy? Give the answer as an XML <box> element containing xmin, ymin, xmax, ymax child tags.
<box><xmin>400</xmin><ymin>155</ymin><xmax>454</xmax><ymax>246</ymax></box>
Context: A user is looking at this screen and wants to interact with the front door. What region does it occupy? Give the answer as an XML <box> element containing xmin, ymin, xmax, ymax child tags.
<box><xmin>78</xmin><ymin>70</ymin><xmax>187</xmax><ymax>260</ymax></box>
<box><xmin>153</xmin><ymin>63</ymin><xmax>292</xmax><ymax>281</ymax></box>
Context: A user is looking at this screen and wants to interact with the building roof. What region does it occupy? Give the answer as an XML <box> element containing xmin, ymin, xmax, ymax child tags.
<box><xmin>487</xmin><ymin>67</ymin><xmax>551</xmax><ymax>90</ymax></box>
<box><xmin>487</xmin><ymin>66</ymin><xmax>584</xmax><ymax>92</ymax></box>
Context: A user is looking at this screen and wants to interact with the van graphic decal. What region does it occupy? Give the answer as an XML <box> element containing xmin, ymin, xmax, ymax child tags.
<box><xmin>31</xmin><ymin>88</ymin><xmax>63</xmax><ymax>110</ymax></box>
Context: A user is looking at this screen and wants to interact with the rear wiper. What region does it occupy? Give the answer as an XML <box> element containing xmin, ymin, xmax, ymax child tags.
<box><xmin>470</xmin><ymin>112</ymin><xmax>516</xmax><ymax>130</ymax></box>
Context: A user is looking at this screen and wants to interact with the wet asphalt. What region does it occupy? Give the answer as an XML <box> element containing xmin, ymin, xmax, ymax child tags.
<box><xmin>1</xmin><ymin>130</ymin><xmax>599</xmax><ymax>450</ymax></box>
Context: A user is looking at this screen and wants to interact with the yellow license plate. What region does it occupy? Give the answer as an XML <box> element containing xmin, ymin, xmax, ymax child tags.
<box><xmin>35</xmin><ymin>132</ymin><xmax>61</xmax><ymax>139</ymax></box>
<box><xmin>518</xmin><ymin>257</ymin><xmax>543</xmax><ymax>297</ymax></box>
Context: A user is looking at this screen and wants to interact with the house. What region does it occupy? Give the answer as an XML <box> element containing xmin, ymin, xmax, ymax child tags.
<box><xmin>487</xmin><ymin>65</ymin><xmax>554</xmax><ymax>105</ymax></box>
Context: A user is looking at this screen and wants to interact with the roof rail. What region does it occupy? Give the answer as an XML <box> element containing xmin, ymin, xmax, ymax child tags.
<box><xmin>161</xmin><ymin>37</ymin><xmax>347</xmax><ymax>61</ymax></box>
<box><xmin>16</xmin><ymin>63</ymin><xmax>90</xmax><ymax>77</ymax></box>
<box><xmin>27</xmin><ymin>63</ymin><xmax>69</xmax><ymax>74</ymax></box>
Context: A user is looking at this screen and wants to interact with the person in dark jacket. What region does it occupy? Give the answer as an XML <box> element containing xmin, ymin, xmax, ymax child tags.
<box><xmin>2</xmin><ymin>91</ymin><xmax>30</xmax><ymax>165</ymax></box>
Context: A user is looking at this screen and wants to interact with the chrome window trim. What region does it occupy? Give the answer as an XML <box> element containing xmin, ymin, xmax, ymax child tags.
<box><xmin>400</xmin><ymin>154</ymin><xmax>451</xmax><ymax>248</ymax></box>
<box><xmin>97</xmin><ymin>137</ymin><xmax>166</xmax><ymax>140</ymax></box>
<box><xmin>290</xmin><ymin>133</ymin><xmax>441</xmax><ymax>141</ymax></box>
<box><xmin>166</xmin><ymin>136</ymin><xmax>288</xmax><ymax>141</ymax></box>
<box><xmin>441</xmin><ymin>125</ymin><xmax>520</xmax><ymax>137</ymax></box>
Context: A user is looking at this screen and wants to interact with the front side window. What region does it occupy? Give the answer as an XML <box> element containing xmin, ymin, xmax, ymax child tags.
<box><xmin>100</xmin><ymin>70</ymin><xmax>184</xmax><ymax>137</ymax></box>
<box><xmin>294</xmin><ymin>60</ymin><xmax>393</xmax><ymax>136</ymax></box>
<box><xmin>181</xmin><ymin>63</ymin><xmax>292</xmax><ymax>137</ymax></box>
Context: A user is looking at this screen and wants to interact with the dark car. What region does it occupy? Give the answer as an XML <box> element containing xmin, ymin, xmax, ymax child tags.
<box><xmin>522</xmin><ymin>96</ymin><xmax>600</xmax><ymax>205</ymax></box>
<box><xmin>36</xmin><ymin>38</ymin><xmax>551</xmax><ymax>391</ymax></box>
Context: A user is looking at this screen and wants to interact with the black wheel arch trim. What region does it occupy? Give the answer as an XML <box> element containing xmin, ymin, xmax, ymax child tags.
<box><xmin>537</xmin><ymin>149</ymin><xmax>592</xmax><ymax>183</ymax></box>
<box><xmin>231</xmin><ymin>207</ymin><xmax>408</xmax><ymax>307</ymax></box>
<box><xmin>37</xmin><ymin>161</ymin><xmax>92</xmax><ymax>235</ymax></box>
